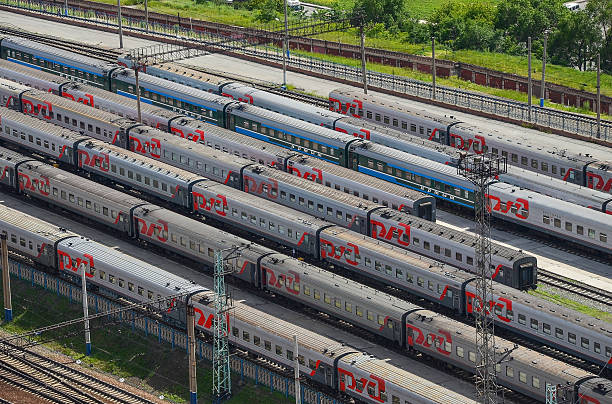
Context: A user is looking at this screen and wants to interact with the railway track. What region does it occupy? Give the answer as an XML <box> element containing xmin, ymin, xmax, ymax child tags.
<box><xmin>538</xmin><ymin>270</ymin><xmax>612</xmax><ymax>306</ymax></box>
<box><xmin>0</xmin><ymin>25</ymin><xmax>121</xmax><ymax>62</ymax></box>
<box><xmin>0</xmin><ymin>341</ymin><xmax>156</xmax><ymax>404</ymax></box>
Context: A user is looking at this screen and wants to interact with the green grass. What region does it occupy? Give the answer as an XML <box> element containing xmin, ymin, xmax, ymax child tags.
<box><xmin>1</xmin><ymin>276</ymin><xmax>294</xmax><ymax>404</ymax></box>
<box><xmin>80</xmin><ymin>0</ymin><xmax>611</xmax><ymax>104</ymax></box>
<box><xmin>529</xmin><ymin>288</ymin><xmax>612</xmax><ymax>324</ymax></box>
<box><xmin>289</xmin><ymin>48</ymin><xmax>612</xmax><ymax>119</ymax></box>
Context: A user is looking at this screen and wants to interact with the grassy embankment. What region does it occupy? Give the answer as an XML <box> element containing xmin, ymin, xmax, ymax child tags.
<box><xmin>0</xmin><ymin>275</ymin><xmax>293</xmax><ymax>404</ymax></box>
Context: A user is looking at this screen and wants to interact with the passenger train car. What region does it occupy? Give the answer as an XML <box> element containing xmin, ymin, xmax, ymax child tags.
<box><xmin>1</xmin><ymin>58</ymin><xmax>610</xmax><ymax>220</ymax></box>
<box><xmin>2</xmin><ymin>157</ymin><xmax>611</xmax><ymax>401</ymax></box>
<box><xmin>0</xmin><ymin>206</ymin><xmax>489</xmax><ymax>404</ymax></box>
<box><xmin>1</xmin><ymin>123</ymin><xmax>611</xmax><ymax>371</ymax></box>
<box><xmin>117</xmin><ymin>58</ymin><xmax>612</xmax><ymax>197</ymax></box>
<box><xmin>329</xmin><ymin>88</ymin><xmax>612</xmax><ymax>194</ymax></box>
<box><xmin>0</xmin><ymin>91</ymin><xmax>536</xmax><ymax>290</ymax></box>
<box><xmin>0</xmin><ymin>53</ymin><xmax>608</xmax><ymax>256</ymax></box>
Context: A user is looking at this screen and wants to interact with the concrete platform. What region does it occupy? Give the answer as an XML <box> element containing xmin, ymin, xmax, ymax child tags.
<box><xmin>0</xmin><ymin>191</ymin><xmax>482</xmax><ymax>402</ymax></box>
<box><xmin>1</xmin><ymin>10</ymin><xmax>610</xmax><ymax>160</ymax></box>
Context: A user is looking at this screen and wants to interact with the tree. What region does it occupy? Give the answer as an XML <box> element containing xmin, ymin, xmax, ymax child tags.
<box><xmin>586</xmin><ymin>0</ymin><xmax>612</xmax><ymax>72</ymax></box>
<box><xmin>495</xmin><ymin>0</ymin><xmax>567</xmax><ymax>43</ymax></box>
<box><xmin>548</xmin><ymin>10</ymin><xmax>601</xmax><ymax>70</ymax></box>
<box><xmin>351</xmin><ymin>0</ymin><xmax>404</xmax><ymax>28</ymax></box>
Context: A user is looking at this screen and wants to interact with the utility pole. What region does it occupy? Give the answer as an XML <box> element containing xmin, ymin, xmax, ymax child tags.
<box><xmin>294</xmin><ymin>335</ymin><xmax>301</xmax><ymax>404</ymax></box>
<box><xmin>117</xmin><ymin>0</ymin><xmax>124</xmax><ymax>49</ymax></box>
<box><xmin>144</xmin><ymin>0</ymin><xmax>148</xmax><ymax>33</ymax></box>
<box><xmin>597</xmin><ymin>53</ymin><xmax>601</xmax><ymax>139</ymax></box>
<box><xmin>431</xmin><ymin>36</ymin><xmax>436</xmax><ymax>100</ymax></box>
<box><xmin>458</xmin><ymin>154</ymin><xmax>507</xmax><ymax>404</ymax></box>
<box><xmin>135</xmin><ymin>66</ymin><xmax>142</xmax><ymax>123</ymax></box>
<box><xmin>360</xmin><ymin>23</ymin><xmax>367</xmax><ymax>95</ymax></box>
<box><xmin>186</xmin><ymin>301</ymin><xmax>198</xmax><ymax>404</ymax></box>
<box><xmin>527</xmin><ymin>37</ymin><xmax>532</xmax><ymax>121</ymax></box>
<box><xmin>213</xmin><ymin>250</ymin><xmax>232</xmax><ymax>403</ymax></box>
<box><xmin>64</xmin><ymin>0</ymin><xmax>67</xmax><ymax>16</ymax></box>
<box><xmin>540</xmin><ymin>32</ymin><xmax>548</xmax><ymax>107</ymax></box>
<box><xmin>282</xmin><ymin>0</ymin><xmax>289</xmax><ymax>90</ymax></box>
<box><xmin>81</xmin><ymin>265</ymin><xmax>91</xmax><ymax>355</ymax></box>
<box><xmin>1</xmin><ymin>234</ymin><xmax>12</xmax><ymax>322</ymax></box>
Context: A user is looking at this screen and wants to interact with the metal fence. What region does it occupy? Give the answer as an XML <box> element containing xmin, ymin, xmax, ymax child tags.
<box><xmin>1</xmin><ymin>0</ymin><xmax>610</xmax><ymax>141</ymax></box>
<box><xmin>1</xmin><ymin>259</ymin><xmax>340</xmax><ymax>404</ymax></box>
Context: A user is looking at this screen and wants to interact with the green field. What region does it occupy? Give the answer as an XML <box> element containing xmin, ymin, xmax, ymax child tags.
<box><xmin>87</xmin><ymin>0</ymin><xmax>611</xmax><ymax>106</ymax></box>
<box><xmin>0</xmin><ymin>276</ymin><xmax>293</xmax><ymax>404</ymax></box>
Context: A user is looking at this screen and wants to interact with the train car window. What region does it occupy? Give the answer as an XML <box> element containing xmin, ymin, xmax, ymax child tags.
<box><xmin>208</xmin><ymin>248</ymin><xmax>214</xmax><ymax>258</ymax></box>
<box><xmin>606</xmin><ymin>346</ymin><xmax>612</xmax><ymax>357</ymax></box>
<box><xmin>456</xmin><ymin>346</ymin><xmax>464</xmax><ymax>358</ymax></box>
<box><xmin>103</xmin><ymin>207</ymin><xmax>108</xmax><ymax>216</ymax></box>
<box><xmin>519</xmin><ymin>371</ymin><xmax>527</xmax><ymax>383</ymax></box>
<box><xmin>242</xmin><ymin>331</ymin><xmax>250</xmax><ymax>342</ymax></box>
<box><xmin>344</xmin><ymin>301</ymin><xmax>352</xmax><ymax>313</ymax></box>
<box><xmin>565</xmin><ymin>222</ymin><xmax>572</xmax><ymax>231</ymax></box>
<box><xmin>383</xmin><ymin>116</ymin><xmax>390</xmax><ymax>124</ymax></box>
<box><xmin>427</xmin><ymin>281</ymin><xmax>434</xmax><ymax>291</ymax></box>
<box><xmin>444</xmin><ymin>248</ymin><xmax>451</xmax><ymax>258</ymax></box>
<box><xmin>532</xmin><ymin>377</ymin><xmax>540</xmax><ymax>389</ymax></box>
<box><xmin>189</xmin><ymin>240</ymin><xmax>196</xmax><ymax>251</ymax></box>
<box><xmin>568</xmin><ymin>333</ymin><xmax>576</xmax><ymax>344</ymax></box>
<box><xmin>253</xmin><ymin>335</ymin><xmax>260</xmax><ymax>346</ymax></box>
<box><xmin>455</xmin><ymin>252</ymin><xmax>463</xmax><ymax>262</ymax></box>
<box><xmin>367</xmin><ymin>311</ymin><xmax>374</xmax><ymax>321</ymax></box>
<box><xmin>392</xmin><ymin>118</ymin><xmax>398</xmax><ymax>127</ymax></box>
<box><xmin>232</xmin><ymin>327</ymin><xmax>239</xmax><ymax>337</ymax></box>
<box><xmin>68</xmin><ymin>193</ymin><xmax>75</xmax><ymax>203</ymax></box>
<box><xmin>510</xmin><ymin>154</ymin><xmax>517</xmax><ymax>163</ymax></box>
<box><xmin>543</xmin><ymin>323</ymin><xmax>551</xmax><ymax>334</ymax></box>
<box><xmin>377</xmin><ymin>315</ymin><xmax>386</xmax><ymax>326</ymax></box>
<box><xmin>396</xmin><ymin>268</ymin><xmax>403</xmax><ymax>279</ymax></box>
<box><xmin>356</xmin><ymin>306</ymin><xmax>363</xmax><ymax>317</ymax></box>
<box><xmin>588</xmin><ymin>229</ymin><xmax>596</xmax><ymax>239</ymax></box>
<box><xmin>541</xmin><ymin>162</ymin><xmax>548</xmax><ymax>171</ymax></box>
<box><xmin>412</xmin><ymin>237</ymin><xmax>420</xmax><ymax>246</ymax></box>
<box><xmin>417</xmin><ymin>277</ymin><xmax>424</xmax><ymax>287</ymax></box>
<box><xmin>594</xmin><ymin>342</ymin><xmax>601</xmax><ymax>353</ymax></box>
<box><xmin>551</xmin><ymin>165</ymin><xmax>557</xmax><ymax>174</ymax></box>
<box><xmin>162</xmin><ymin>183</ymin><xmax>168</xmax><ymax>192</ymax></box>
<box><xmin>601</xmin><ymin>233</ymin><xmax>608</xmax><ymax>243</ymax></box>
<box><xmin>577</xmin><ymin>225</ymin><xmax>583</xmax><ymax>235</ymax></box>
<box><xmin>324</xmin><ymin>293</ymin><xmax>331</xmax><ymax>304</ymax></box>
<box><xmin>108</xmin><ymin>274</ymin><xmax>115</xmax><ymax>284</ymax></box>
<box><xmin>423</xmin><ymin>241</ymin><xmax>430</xmax><ymax>250</ymax></box>
<box><xmin>86</xmin><ymin>200</ymin><xmax>92</xmax><ymax>209</ymax></box>
<box><xmin>303</xmin><ymin>286</ymin><xmax>311</xmax><ymax>296</ymax></box>
<box><xmin>434</xmin><ymin>245</ymin><xmax>440</xmax><ymax>254</ymax></box>
<box><xmin>364</xmin><ymin>257</ymin><xmax>371</xmax><ymax>267</ymax></box>
<box><xmin>553</xmin><ymin>218</ymin><xmax>561</xmax><ymax>228</ymax></box>
<box><xmin>308</xmin><ymin>359</ymin><xmax>317</xmax><ymax>369</ymax></box>
<box><xmin>468</xmin><ymin>352</ymin><xmax>476</xmax><ymax>363</ymax></box>
<box><xmin>137</xmin><ymin>286</ymin><xmax>144</xmax><ymax>296</ymax></box>
<box><xmin>518</xmin><ymin>314</ymin><xmax>526</xmax><ymax>325</ymax></box>
<box><xmin>77</xmin><ymin>197</ymin><xmax>83</xmax><ymax>207</ymax></box>
<box><xmin>375</xmin><ymin>113</ymin><xmax>381</xmax><ymax>122</ymax></box>
<box><xmin>286</xmin><ymin>349</ymin><xmax>294</xmax><ymax>361</ymax></box>
<box><xmin>419</xmin><ymin>126</ymin><xmax>424</xmax><ymax>135</ymax></box>
<box><xmin>313</xmin><ymin>289</ymin><xmax>320</xmax><ymax>300</ymax></box>
<box><xmin>555</xmin><ymin>328</ymin><xmax>563</xmax><ymax>339</ymax></box>
<box><xmin>581</xmin><ymin>337</ymin><xmax>590</xmax><ymax>349</ymax></box>
<box><xmin>275</xmin><ymin>345</ymin><xmax>282</xmax><ymax>356</ymax></box>
<box><xmin>531</xmin><ymin>159</ymin><xmax>538</xmax><ymax>169</ymax></box>
<box><xmin>530</xmin><ymin>319</ymin><xmax>538</xmax><ymax>330</ymax></box>
<box><xmin>506</xmin><ymin>366</ymin><xmax>514</xmax><ymax>377</ymax></box>
<box><xmin>118</xmin><ymin>279</ymin><xmax>125</xmax><ymax>288</ymax></box>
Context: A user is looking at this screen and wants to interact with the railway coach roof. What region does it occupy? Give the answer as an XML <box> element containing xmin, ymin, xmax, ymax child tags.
<box><xmin>258</xmin><ymin>167</ymin><xmax>381</xmax><ymax>211</ymax></box>
<box><xmin>0</xmin><ymin>205</ymin><xmax>78</xmax><ymax>241</ymax></box>
<box><xmin>0</xmin><ymin>146</ymin><xmax>34</xmax><ymax>164</ymax></box>
<box><xmin>158</xmin><ymin>63</ymin><xmax>233</xmax><ymax>88</ymax></box>
<box><xmin>0</xmin><ymin>106</ymin><xmax>88</xmax><ymax>142</ymax></box>
<box><xmin>21</xmin><ymin>160</ymin><xmax>145</xmax><ymax>208</ymax></box>
<box><xmin>80</xmin><ymin>139</ymin><xmax>207</xmax><ymax>183</ymax></box>
<box><xmin>492</xmin><ymin>283</ymin><xmax>612</xmax><ymax>336</ymax></box>
<box><xmin>377</xmin><ymin>208</ymin><xmax>531</xmax><ymax>261</ymax></box>
<box><xmin>320</xmin><ymin>226</ymin><xmax>472</xmax><ymax>281</ymax></box>
<box><xmin>22</xmin><ymin>90</ymin><xmax>139</xmax><ymax>127</ymax></box>
<box><xmin>57</xmin><ymin>237</ymin><xmax>202</xmax><ymax>293</ymax></box>
<box><xmin>0</xmin><ymin>58</ymin><xmax>69</xmax><ymax>86</ymax></box>
<box><xmin>191</xmin><ymin>182</ymin><xmax>329</xmax><ymax>228</ymax></box>
<box><xmin>228</xmin><ymin>103</ymin><xmax>357</xmax><ymax>145</ymax></box>
<box><xmin>114</xmin><ymin>69</ymin><xmax>234</xmax><ymax>109</ymax></box>
<box><xmin>2</xmin><ymin>37</ymin><xmax>117</xmax><ymax>74</ymax></box>
<box><xmin>330</xmin><ymin>88</ymin><xmax>458</xmax><ymax>126</ymax></box>
<box><xmin>288</xmin><ymin>155</ymin><xmax>431</xmax><ymax>204</ymax></box>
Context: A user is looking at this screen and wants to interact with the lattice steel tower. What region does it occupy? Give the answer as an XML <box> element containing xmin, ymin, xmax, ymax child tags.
<box><xmin>213</xmin><ymin>250</ymin><xmax>232</xmax><ymax>403</ymax></box>
<box><xmin>458</xmin><ymin>153</ymin><xmax>506</xmax><ymax>404</ymax></box>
